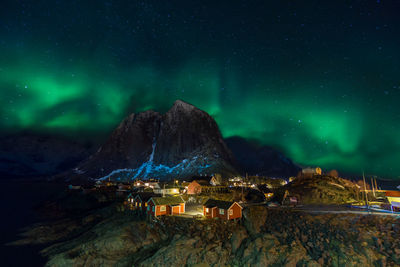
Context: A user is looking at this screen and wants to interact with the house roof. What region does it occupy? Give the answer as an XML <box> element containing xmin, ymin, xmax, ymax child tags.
<box><xmin>134</xmin><ymin>192</ymin><xmax>161</xmax><ymax>202</ymax></box>
<box><xmin>204</xmin><ymin>199</ymin><xmax>242</xmax><ymax>210</ymax></box>
<box><xmin>386</xmin><ymin>191</ymin><xmax>400</xmax><ymax>197</ymax></box>
<box><xmin>189</xmin><ymin>179</ymin><xmax>210</xmax><ymax>186</ymax></box>
<box><xmin>189</xmin><ymin>175</ymin><xmax>213</xmax><ymax>183</ymax></box>
<box><xmin>150</xmin><ymin>195</ymin><xmax>185</xmax><ymax>205</ymax></box>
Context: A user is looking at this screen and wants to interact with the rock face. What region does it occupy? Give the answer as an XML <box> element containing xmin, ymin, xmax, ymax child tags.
<box><xmin>13</xmin><ymin>203</ymin><xmax>400</xmax><ymax>267</ymax></box>
<box><xmin>225</xmin><ymin>136</ymin><xmax>301</xmax><ymax>178</ymax></box>
<box><xmin>69</xmin><ymin>100</ymin><xmax>237</xmax><ymax>181</ymax></box>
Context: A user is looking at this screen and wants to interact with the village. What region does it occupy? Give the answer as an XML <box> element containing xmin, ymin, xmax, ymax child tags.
<box><xmin>68</xmin><ymin>167</ymin><xmax>400</xmax><ymax>222</ymax></box>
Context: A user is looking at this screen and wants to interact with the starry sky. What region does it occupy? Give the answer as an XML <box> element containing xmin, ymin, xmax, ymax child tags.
<box><xmin>1</xmin><ymin>1</ymin><xmax>400</xmax><ymax>179</ymax></box>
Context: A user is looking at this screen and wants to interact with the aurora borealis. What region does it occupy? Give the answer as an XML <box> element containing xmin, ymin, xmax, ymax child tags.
<box><xmin>1</xmin><ymin>1</ymin><xmax>400</xmax><ymax>178</ymax></box>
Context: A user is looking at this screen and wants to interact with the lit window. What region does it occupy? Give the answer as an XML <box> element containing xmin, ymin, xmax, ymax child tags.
<box><xmin>229</xmin><ymin>209</ymin><xmax>233</xmax><ymax>216</ymax></box>
<box><xmin>145</xmin><ymin>203</ymin><xmax>148</xmax><ymax>207</ymax></box>
<box><xmin>219</xmin><ymin>209</ymin><xmax>225</xmax><ymax>215</ymax></box>
<box><xmin>139</xmin><ymin>203</ymin><xmax>141</xmax><ymax>207</ymax></box>
<box><xmin>206</xmin><ymin>208</ymin><xmax>209</xmax><ymax>213</ymax></box>
<box><xmin>160</xmin><ymin>205</ymin><xmax>166</xmax><ymax>211</ymax></box>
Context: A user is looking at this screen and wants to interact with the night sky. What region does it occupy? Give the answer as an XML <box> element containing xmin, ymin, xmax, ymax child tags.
<box><xmin>1</xmin><ymin>1</ymin><xmax>400</xmax><ymax>179</ymax></box>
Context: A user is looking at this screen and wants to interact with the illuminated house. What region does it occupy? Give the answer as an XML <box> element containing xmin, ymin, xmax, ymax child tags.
<box><xmin>148</xmin><ymin>182</ymin><xmax>160</xmax><ymax>190</ymax></box>
<box><xmin>203</xmin><ymin>199</ymin><xmax>243</xmax><ymax>220</ymax></box>
<box><xmin>209</xmin><ymin>175</ymin><xmax>221</xmax><ymax>186</ymax></box>
<box><xmin>147</xmin><ymin>196</ymin><xmax>185</xmax><ymax>217</ymax></box>
<box><xmin>187</xmin><ymin>180</ymin><xmax>210</xmax><ymax>194</ymax></box>
<box><xmin>134</xmin><ymin>180</ymin><xmax>145</xmax><ymax>187</ymax></box>
<box><xmin>302</xmin><ymin>167</ymin><xmax>322</xmax><ymax>177</ymax></box>
<box><xmin>133</xmin><ymin>193</ymin><xmax>160</xmax><ymax>212</ymax></box>
<box><xmin>127</xmin><ymin>193</ymin><xmax>135</xmax><ymax>204</ymax></box>
<box><xmin>385</xmin><ymin>191</ymin><xmax>400</xmax><ymax>211</ymax></box>
<box><xmin>153</xmin><ymin>185</ymin><xmax>180</xmax><ymax>195</ymax></box>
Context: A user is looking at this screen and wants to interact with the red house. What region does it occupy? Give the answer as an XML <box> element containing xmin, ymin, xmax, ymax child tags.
<box><xmin>187</xmin><ymin>180</ymin><xmax>210</xmax><ymax>194</ymax></box>
<box><xmin>147</xmin><ymin>196</ymin><xmax>185</xmax><ymax>217</ymax></box>
<box><xmin>133</xmin><ymin>193</ymin><xmax>160</xmax><ymax>212</ymax></box>
<box><xmin>203</xmin><ymin>199</ymin><xmax>243</xmax><ymax>220</ymax></box>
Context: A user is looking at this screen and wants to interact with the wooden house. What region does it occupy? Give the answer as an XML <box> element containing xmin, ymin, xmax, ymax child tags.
<box><xmin>147</xmin><ymin>196</ymin><xmax>185</xmax><ymax>217</ymax></box>
<box><xmin>134</xmin><ymin>180</ymin><xmax>145</xmax><ymax>187</ymax></box>
<box><xmin>209</xmin><ymin>175</ymin><xmax>222</xmax><ymax>186</ymax></box>
<box><xmin>301</xmin><ymin>167</ymin><xmax>322</xmax><ymax>177</ymax></box>
<box><xmin>385</xmin><ymin>191</ymin><xmax>400</xmax><ymax>211</ymax></box>
<box><xmin>127</xmin><ymin>193</ymin><xmax>135</xmax><ymax>204</ymax></box>
<box><xmin>153</xmin><ymin>185</ymin><xmax>180</xmax><ymax>195</ymax></box>
<box><xmin>133</xmin><ymin>192</ymin><xmax>160</xmax><ymax>212</ymax></box>
<box><xmin>203</xmin><ymin>199</ymin><xmax>243</xmax><ymax>220</ymax></box>
<box><xmin>187</xmin><ymin>180</ymin><xmax>210</xmax><ymax>194</ymax></box>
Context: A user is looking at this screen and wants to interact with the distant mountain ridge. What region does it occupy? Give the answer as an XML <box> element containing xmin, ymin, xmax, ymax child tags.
<box><xmin>1</xmin><ymin>100</ymin><xmax>304</xmax><ymax>182</ymax></box>
<box><xmin>64</xmin><ymin>100</ymin><xmax>238</xmax><ymax>182</ymax></box>
<box><xmin>225</xmin><ymin>136</ymin><xmax>301</xmax><ymax>178</ymax></box>
<box><xmin>0</xmin><ymin>134</ymin><xmax>93</xmax><ymax>179</ymax></box>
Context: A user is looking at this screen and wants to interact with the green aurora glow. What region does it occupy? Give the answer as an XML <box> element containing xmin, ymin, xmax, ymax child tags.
<box><xmin>1</xmin><ymin>1</ymin><xmax>400</xmax><ymax>178</ymax></box>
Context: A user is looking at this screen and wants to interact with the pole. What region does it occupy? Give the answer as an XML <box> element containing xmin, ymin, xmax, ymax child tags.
<box><xmin>374</xmin><ymin>178</ymin><xmax>378</xmax><ymax>192</ymax></box>
<box><xmin>362</xmin><ymin>171</ymin><xmax>369</xmax><ymax>211</ymax></box>
<box><xmin>371</xmin><ymin>177</ymin><xmax>375</xmax><ymax>197</ymax></box>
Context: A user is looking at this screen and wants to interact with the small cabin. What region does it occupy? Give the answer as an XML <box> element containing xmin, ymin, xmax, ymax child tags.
<box><xmin>187</xmin><ymin>180</ymin><xmax>210</xmax><ymax>194</ymax></box>
<box><xmin>147</xmin><ymin>196</ymin><xmax>185</xmax><ymax>217</ymax></box>
<box><xmin>301</xmin><ymin>167</ymin><xmax>322</xmax><ymax>177</ymax></box>
<box><xmin>385</xmin><ymin>191</ymin><xmax>400</xmax><ymax>211</ymax></box>
<box><xmin>153</xmin><ymin>186</ymin><xmax>180</xmax><ymax>195</ymax></box>
<box><xmin>133</xmin><ymin>180</ymin><xmax>145</xmax><ymax>187</ymax></box>
<box><xmin>209</xmin><ymin>175</ymin><xmax>221</xmax><ymax>186</ymax></box>
<box><xmin>203</xmin><ymin>199</ymin><xmax>243</xmax><ymax>220</ymax></box>
<box><xmin>134</xmin><ymin>193</ymin><xmax>160</xmax><ymax>212</ymax></box>
<box><xmin>148</xmin><ymin>182</ymin><xmax>161</xmax><ymax>190</ymax></box>
<box><xmin>127</xmin><ymin>193</ymin><xmax>135</xmax><ymax>204</ymax></box>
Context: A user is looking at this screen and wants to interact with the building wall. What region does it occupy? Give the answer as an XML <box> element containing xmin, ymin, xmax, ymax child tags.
<box><xmin>141</xmin><ymin>201</ymin><xmax>148</xmax><ymax>212</ymax></box>
<box><xmin>148</xmin><ymin>200</ymin><xmax>184</xmax><ymax>216</ymax></box>
<box><xmin>228</xmin><ymin>203</ymin><xmax>242</xmax><ymax>220</ymax></box>
<box><xmin>187</xmin><ymin>181</ymin><xmax>201</xmax><ymax>194</ymax></box>
<box><xmin>203</xmin><ymin>206</ymin><xmax>217</xmax><ymax>218</ymax></box>
<box><xmin>172</xmin><ymin>206</ymin><xmax>180</xmax><ymax>214</ymax></box>
<box><xmin>155</xmin><ymin>205</ymin><xmax>167</xmax><ymax>216</ymax></box>
<box><xmin>217</xmin><ymin>208</ymin><xmax>228</xmax><ymax>220</ymax></box>
<box><xmin>387</xmin><ymin>196</ymin><xmax>400</xmax><ymax>207</ymax></box>
<box><xmin>180</xmin><ymin>203</ymin><xmax>185</xmax><ymax>213</ymax></box>
<box><xmin>147</xmin><ymin>201</ymin><xmax>155</xmax><ymax>216</ymax></box>
<box><xmin>135</xmin><ymin>198</ymin><xmax>141</xmax><ymax>209</ymax></box>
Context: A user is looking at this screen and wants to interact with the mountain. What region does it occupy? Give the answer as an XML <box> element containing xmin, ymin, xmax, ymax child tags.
<box><xmin>0</xmin><ymin>134</ymin><xmax>94</xmax><ymax>179</ymax></box>
<box><xmin>225</xmin><ymin>136</ymin><xmax>300</xmax><ymax>178</ymax></box>
<box><xmin>65</xmin><ymin>100</ymin><xmax>237</xmax><ymax>182</ymax></box>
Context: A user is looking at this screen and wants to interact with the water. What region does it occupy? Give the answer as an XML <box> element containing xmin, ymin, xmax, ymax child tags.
<box><xmin>0</xmin><ymin>179</ymin><xmax>63</xmax><ymax>267</ymax></box>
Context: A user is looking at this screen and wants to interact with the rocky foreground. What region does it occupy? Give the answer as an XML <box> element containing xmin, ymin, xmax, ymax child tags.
<box><xmin>10</xmin><ymin>202</ymin><xmax>400</xmax><ymax>267</ymax></box>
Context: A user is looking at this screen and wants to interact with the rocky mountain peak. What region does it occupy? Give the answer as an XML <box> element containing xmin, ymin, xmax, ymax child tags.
<box><xmin>64</xmin><ymin>100</ymin><xmax>237</xmax><ymax>182</ymax></box>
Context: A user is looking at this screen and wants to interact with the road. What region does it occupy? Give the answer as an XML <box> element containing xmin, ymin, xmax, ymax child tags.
<box><xmin>296</xmin><ymin>209</ymin><xmax>400</xmax><ymax>217</ymax></box>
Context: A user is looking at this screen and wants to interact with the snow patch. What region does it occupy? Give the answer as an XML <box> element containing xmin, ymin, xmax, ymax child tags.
<box><xmin>97</xmin><ymin>156</ymin><xmax>213</xmax><ymax>181</ymax></box>
<box><xmin>73</xmin><ymin>168</ymin><xmax>85</xmax><ymax>174</ymax></box>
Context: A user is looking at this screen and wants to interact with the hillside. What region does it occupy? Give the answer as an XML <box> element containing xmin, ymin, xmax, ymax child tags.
<box><xmin>276</xmin><ymin>175</ymin><xmax>360</xmax><ymax>204</ymax></box>
<box><xmin>10</xmin><ymin>203</ymin><xmax>400</xmax><ymax>266</ymax></box>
